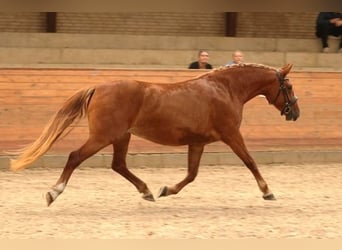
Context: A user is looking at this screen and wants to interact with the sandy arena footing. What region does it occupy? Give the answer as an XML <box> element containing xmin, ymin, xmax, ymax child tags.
<box><xmin>1</xmin><ymin>162</ymin><xmax>342</xmax><ymax>239</ymax></box>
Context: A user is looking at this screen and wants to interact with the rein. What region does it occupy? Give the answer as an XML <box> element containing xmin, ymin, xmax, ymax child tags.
<box><xmin>269</xmin><ymin>71</ymin><xmax>298</xmax><ymax>115</ymax></box>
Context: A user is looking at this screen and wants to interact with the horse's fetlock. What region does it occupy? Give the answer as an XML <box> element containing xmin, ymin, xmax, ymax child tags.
<box><xmin>49</xmin><ymin>182</ymin><xmax>66</xmax><ymax>200</ymax></box>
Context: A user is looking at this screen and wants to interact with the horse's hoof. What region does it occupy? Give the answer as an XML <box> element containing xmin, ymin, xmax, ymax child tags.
<box><xmin>158</xmin><ymin>186</ymin><xmax>168</xmax><ymax>198</ymax></box>
<box><xmin>46</xmin><ymin>192</ymin><xmax>54</xmax><ymax>206</ymax></box>
<box><xmin>142</xmin><ymin>193</ymin><xmax>155</xmax><ymax>202</ymax></box>
<box><xmin>263</xmin><ymin>193</ymin><xmax>276</xmax><ymax>200</ymax></box>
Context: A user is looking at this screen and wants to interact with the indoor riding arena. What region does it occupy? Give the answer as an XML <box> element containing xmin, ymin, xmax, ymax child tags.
<box><xmin>1</xmin><ymin>12</ymin><xmax>342</xmax><ymax>239</ymax></box>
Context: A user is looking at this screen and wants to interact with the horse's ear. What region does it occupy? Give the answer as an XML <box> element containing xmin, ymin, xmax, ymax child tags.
<box><xmin>281</xmin><ymin>63</ymin><xmax>293</xmax><ymax>76</ymax></box>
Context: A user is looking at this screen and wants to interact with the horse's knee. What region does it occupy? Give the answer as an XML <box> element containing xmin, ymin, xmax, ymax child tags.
<box><xmin>111</xmin><ymin>161</ymin><xmax>126</xmax><ymax>173</ymax></box>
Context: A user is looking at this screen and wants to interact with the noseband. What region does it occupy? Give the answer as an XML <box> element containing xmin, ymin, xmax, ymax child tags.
<box><xmin>269</xmin><ymin>71</ymin><xmax>298</xmax><ymax>115</ymax></box>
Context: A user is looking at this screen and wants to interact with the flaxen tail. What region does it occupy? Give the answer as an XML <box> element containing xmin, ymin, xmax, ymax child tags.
<box><xmin>10</xmin><ymin>87</ymin><xmax>95</xmax><ymax>171</ymax></box>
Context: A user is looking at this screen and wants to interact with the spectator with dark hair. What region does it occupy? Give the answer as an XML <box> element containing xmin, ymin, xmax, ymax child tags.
<box><xmin>188</xmin><ymin>50</ymin><xmax>213</xmax><ymax>69</ymax></box>
<box><xmin>315</xmin><ymin>12</ymin><xmax>342</xmax><ymax>53</ymax></box>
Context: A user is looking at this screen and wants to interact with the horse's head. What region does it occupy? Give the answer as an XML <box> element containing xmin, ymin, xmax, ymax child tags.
<box><xmin>268</xmin><ymin>64</ymin><xmax>300</xmax><ymax>121</ymax></box>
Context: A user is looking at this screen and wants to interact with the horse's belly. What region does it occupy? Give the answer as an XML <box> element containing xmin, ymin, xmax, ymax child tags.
<box><xmin>128</xmin><ymin>127</ymin><xmax>182</xmax><ymax>145</ymax></box>
<box><xmin>128</xmin><ymin>127</ymin><xmax>219</xmax><ymax>146</ymax></box>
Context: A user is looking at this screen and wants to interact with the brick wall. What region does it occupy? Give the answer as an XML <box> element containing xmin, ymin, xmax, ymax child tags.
<box><xmin>236</xmin><ymin>12</ymin><xmax>317</xmax><ymax>38</ymax></box>
<box><xmin>57</xmin><ymin>12</ymin><xmax>225</xmax><ymax>36</ymax></box>
<box><xmin>0</xmin><ymin>12</ymin><xmax>45</xmax><ymax>32</ymax></box>
<box><xmin>0</xmin><ymin>12</ymin><xmax>318</xmax><ymax>38</ymax></box>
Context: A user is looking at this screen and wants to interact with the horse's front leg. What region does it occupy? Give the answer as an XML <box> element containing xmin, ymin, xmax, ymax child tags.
<box><xmin>223</xmin><ymin>131</ymin><xmax>276</xmax><ymax>200</ymax></box>
<box><xmin>158</xmin><ymin>144</ymin><xmax>204</xmax><ymax>198</ymax></box>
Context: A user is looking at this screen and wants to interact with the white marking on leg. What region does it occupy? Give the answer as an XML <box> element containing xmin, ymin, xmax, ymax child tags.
<box><xmin>49</xmin><ymin>182</ymin><xmax>66</xmax><ymax>201</ymax></box>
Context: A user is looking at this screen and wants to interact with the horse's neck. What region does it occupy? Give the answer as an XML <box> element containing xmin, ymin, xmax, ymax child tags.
<box><xmin>226</xmin><ymin>69</ymin><xmax>273</xmax><ymax>103</ymax></box>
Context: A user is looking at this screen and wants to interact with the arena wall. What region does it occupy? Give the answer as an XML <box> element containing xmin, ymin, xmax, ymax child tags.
<box><xmin>0</xmin><ymin>12</ymin><xmax>318</xmax><ymax>38</ymax></box>
<box><xmin>0</xmin><ymin>68</ymin><xmax>341</xmax><ymax>155</ymax></box>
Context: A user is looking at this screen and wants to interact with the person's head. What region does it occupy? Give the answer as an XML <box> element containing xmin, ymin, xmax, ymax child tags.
<box><xmin>232</xmin><ymin>50</ymin><xmax>244</xmax><ymax>64</ymax></box>
<box><xmin>198</xmin><ymin>50</ymin><xmax>210</xmax><ymax>65</ymax></box>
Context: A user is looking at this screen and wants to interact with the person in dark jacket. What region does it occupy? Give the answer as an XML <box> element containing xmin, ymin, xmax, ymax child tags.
<box><xmin>188</xmin><ymin>50</ymin><xmax>213</xmax><ymax>69</ymax></box>
<box><xmin>315</xmin><ymin>12</ymin><xmax>342</xmax><ymax>53</ymax></box>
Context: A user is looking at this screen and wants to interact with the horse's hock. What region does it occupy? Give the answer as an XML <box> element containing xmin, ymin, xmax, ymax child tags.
<box><xmin>1</xmin><ymin>68</ymin><xmax>342</xmax><ymax>168</ymax></box>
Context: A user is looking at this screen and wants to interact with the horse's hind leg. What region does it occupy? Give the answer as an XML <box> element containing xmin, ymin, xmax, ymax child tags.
<box><xmin>158</xmin><ymin>144</ymin><xmax>204</xmax><ymax>198</ymax></box>
<box><xmin>222</xmin><ymin>131</ymin><xmax>275</xmax><ymax>200</ymax></box>
<box><xmin>112</xmin><ymin>133</ymin><xmax>155</xmax><ymax>201</ymax></box>
<box><xmin>46</xmin><ymin>137</ymin><xmax>109</xmax><ymax>206</ymax></box>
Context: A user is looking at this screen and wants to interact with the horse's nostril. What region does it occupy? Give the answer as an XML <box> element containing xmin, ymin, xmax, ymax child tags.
<box><xmin>284</xmin><ymin>107</ymin><xmax>291</xmax><ymax>115</ymax></box>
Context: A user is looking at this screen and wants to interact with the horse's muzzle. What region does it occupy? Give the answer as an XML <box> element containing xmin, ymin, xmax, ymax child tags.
<box><xmin>285</xmin><ymin>109</ymin><xmax>300</xmax><ymax>121</ymax></box>
<box><xmin>282</xmin><ymin>97</ymin><xmax>299</xmax><ymax>121</ymax></box>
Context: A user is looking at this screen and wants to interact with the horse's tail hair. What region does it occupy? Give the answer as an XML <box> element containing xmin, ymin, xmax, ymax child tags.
<box><xmin>9</xmin><ymin>87</ymin><xmax>95</xmax><ymax>171</ymax></box>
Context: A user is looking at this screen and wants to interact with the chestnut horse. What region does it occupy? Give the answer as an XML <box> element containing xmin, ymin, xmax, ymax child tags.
<box><xmin>10</xmin><ymin>63</ymin><xmax>300</xmax><ymax>206</ymax></box>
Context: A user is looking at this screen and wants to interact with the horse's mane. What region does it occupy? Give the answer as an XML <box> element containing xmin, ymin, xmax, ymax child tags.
<box><xmin>192</xmin><ymin>63</ymin><xmax>278</xmax><ymax>80</ymax></box>
<box><xmin>219</xmin><ymin>63</ymin><xmax>277</xmax><ymax>71</ymax></box>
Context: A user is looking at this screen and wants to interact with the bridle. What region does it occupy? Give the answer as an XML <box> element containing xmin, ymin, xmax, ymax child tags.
<box><xmin>269</xmin><ymin>71</ymin><xmax>298</xmax><ymax>116</ymax></box>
